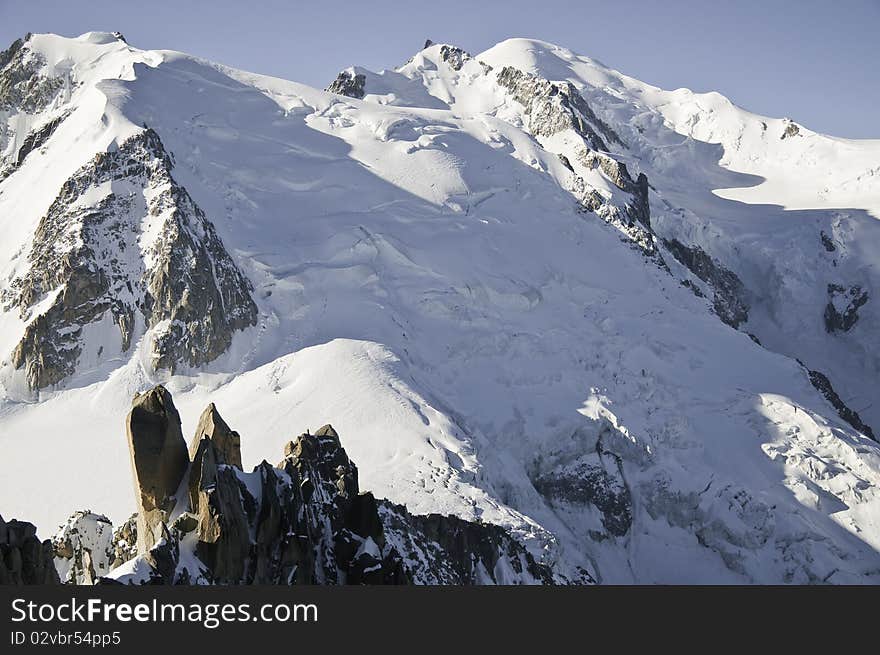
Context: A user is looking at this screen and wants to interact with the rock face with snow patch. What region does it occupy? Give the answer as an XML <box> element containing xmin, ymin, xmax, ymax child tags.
<box><xmin>52</xmin><ymin>511</ymin><xmax>115</xmax><ymax>584</ymax></box>
<box><xmin>0</xmin><ymin>34</ymin><xmax>67</xmax><ymax>181</ymax></box>
<box><xmin>326</xmin><ymin>69</ymin><xmax>366</xmax><ymax>99</ymax></box>
<box><xmin>1</xmin><ymin>128</ymin><xmax>258</xmax><ymax>389</ymax></box>
<box><xmin>662</xmin><ymin>238</ymin><xmax>749</xmax><ymax>327</ymax></box>
<box><xmin>380</xmin><ymin>501</ymin><xmax>555</xmax><ymax>584</ymax></box>
<box><xmin>824</xmin><ymin>284</ymin><xmax>868</xmax><ymax>333</ymax></box>
<box><xmin>107</xmin><ymin>388</ymin><xmax>553</xmax><ymax>585</ymax></box>
<box><xmin>0</xmin><ymin>34</ymin><xmax>63</xmax><ymax>114</ymax></box>
<box><xmin>495</xmin><ymin>66</ymin><xmax>619</xmax><ymax>150</ymax></box>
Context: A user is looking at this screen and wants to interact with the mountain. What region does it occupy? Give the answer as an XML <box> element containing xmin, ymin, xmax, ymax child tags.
<box><xmin>1</xmin><ymin>32</ymin><xmax>878</xmax><ymax>584</ymax></box>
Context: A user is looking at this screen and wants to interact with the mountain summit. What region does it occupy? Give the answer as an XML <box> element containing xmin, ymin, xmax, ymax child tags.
<box><xmin>1</xmin><ymin>32</ymin><xmax>878</xmax><ymax>584</ymax></box>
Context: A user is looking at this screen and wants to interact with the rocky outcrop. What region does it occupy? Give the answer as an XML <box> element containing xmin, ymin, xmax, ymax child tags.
<box><xmin>52</xmin><ymin>511</ymin><xmax>139</xmax><ymax>584</ymax></box>
<box><xmin>0</xmin><ymin>35</ymin><xmax>67</xmax><ymax>181</ymax></box>
<box><xmin>110</xmin><ymin>514</ymin><xmax>138</xmax><ymax>568</ymax></box>
<box><xmin>569</xmin><ymin>145</ymin><xmax>656</xmax><ymax>254</ymax></box>
<box><xmin>189</xmin><ymin>403</ymin><xmax>242</xmax><ymax>468</ymax></box>
<box><xmin>52</xmin><ymin>511</ymin><xmax>115</xmax><ymax>584</ymax></box>
<box><xmin>820</xmin><ymin>231</ymin><xmax>836</xmax><ymax>253</ymax></box>
<box><xmin>0</xmin><ymin>514</ymin><xmax>60</xmax><ymax>585</ymax></box>
<box><xmin>0</xmin><ymin>34</ymin><xmax>63</xmax><ymax>113</ymax></box>
<box><xmin>438</xmin><ymin>45</ymin><xmax>470</xmax><ymax>71</ymax></box>
<box><xmin>126</xmin><ymin>386</ymin><xmax>190</xmax><ymax>552</ymax></box>
<box><xmin>531</xmin><ymin>425</ymin><xmax>635</xmax><ymax>542</ymax></box>
<box><xmin>326</xmin><ymin>70</ymin><xmax>366</xmax><ymax>99</ymax></box>
<box><xmin>807</xmin><ymin>367</ymin><xmax>875</xmax><ymax>441</ymax></box>
<box><xmin>824</xmin><ymin>283</ymin><xmax>868</xmax><ymax>333</ymax></box>
<box><xmin>577</xmin><ymin>147</ymin><xmax>651</xmax><ymax>227</ymax></box>
<box><xmin>662</xmin><ymin>238</ymin><xmax>749</xmax><ymax>328</ymax></box>
<box><xmin>104</xmin><ymin>387</ymin><xmax>554</xmax><ymax>585</ymax></box>
<box><xmin>380</xmin><ymin>502</ymin><xmax>553</xmax><ymax>584</ymax></box>
<box><xmin>534</xmin><ymin>457</ymin><xmax>632</xmax><ymax>538</ymax></box>
<box><xmin>1</xmin><ymin>127</ymin><xmax>258</xmax><ymax>389</ymax></box>
<box><xmin>15</xmin><ymin>113</ymin><xmax>67</xmax><ymax>165</ymax></box>
<box><xmin>490</xmin><ymin>64</ymin><xmax>662</xmax><ymax>256</ymax></box>
<box><xmin>0</xmin><ymin>111</ymin><xmax>69</xmax><ymax>182</ymax></box>
<box><xmin>496</xmin><ymin>65</ymin><xmax>621</xmax><ymax>151</ymax></box>
<box><xmin>781</xmin><ymin>119</ymin><xmax>801</xmax><ymax>139</ymax></box>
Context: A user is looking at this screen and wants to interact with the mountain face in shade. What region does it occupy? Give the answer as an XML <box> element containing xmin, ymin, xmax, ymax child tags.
<box><xmin>1</xmin><ymin>32</ymin><xmax>879</xmax><ymax>584</ymax></box>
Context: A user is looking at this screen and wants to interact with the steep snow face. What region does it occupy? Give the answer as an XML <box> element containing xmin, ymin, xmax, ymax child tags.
<box><xmin>0</xmin><ymin>33</ymin><xmax>879</xmax><ymax>584</ymax></box>
<box><xmin>471</xmin><ymin>37</ymin><xmax>880</xmax><ymax>435</ymax></box>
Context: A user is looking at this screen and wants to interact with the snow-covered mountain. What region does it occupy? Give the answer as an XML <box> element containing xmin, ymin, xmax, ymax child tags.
<box><xmin>1</xmin><ymin>31</ymin><xmax>878</xmax><ymax>584</ymax></box>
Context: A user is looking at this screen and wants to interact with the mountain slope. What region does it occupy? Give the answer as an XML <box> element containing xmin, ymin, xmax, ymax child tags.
<box><xmin>0</xmin><ymin>33</ymin><xmax>878</xmax><ymax>584</ymax></box>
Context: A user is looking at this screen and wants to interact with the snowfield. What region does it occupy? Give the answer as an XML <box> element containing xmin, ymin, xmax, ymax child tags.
<box><xmin>0</xmin><ymin>33</ymin><xmax>878</xmax><ymax>583</ymax></box>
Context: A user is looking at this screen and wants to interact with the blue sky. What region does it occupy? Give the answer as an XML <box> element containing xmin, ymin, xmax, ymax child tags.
<box><xmin>1</xmin><ymin>0</ymin><xmax>877</xmax><ymax>138</ymax></box>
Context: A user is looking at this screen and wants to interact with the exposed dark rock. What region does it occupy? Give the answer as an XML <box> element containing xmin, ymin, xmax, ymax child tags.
<box><xmin>663</xmin><ymin>238</ymin><xmax>749</xmax><ymax>328</ymax></box>
<box><xmin>533</xmin><ymin>454</ymin><xmax>632</xmax><ymax>537</ymax></box>
<box><xmin>807</xmin><ymin>368</ymin><xmax>875</xmax><ymax>441</ymax></box>
<box><xmin>16</xmin><ymin>114</ymin><xmax>66</xmax><ymax>165</ymax></box>
<box><xmin>820</xmin><ymin>231</ymin><xmax>836</xmax><ymax>252</ymax></box>
<box><xmin>0</xmin><ymin>514</ymin><xmax>60</xmax><ymax>585</ymax></box>
<box><xmin>326</xmin><ymin>70</ymin><xmax>366</xmax><ymax>99</ymax></box>
<box><xmin>126</xmin><ymin>385</ymin><xmax>190</xmax><ymax>552</ymax></box>
<box><xmin>557</xmin><ymin>153</ymin><xmax>574</xmax><ymax>171</ymax></box>
<box><xmin>0</xmin><ymin>35</ymin><xmax>63</xmax><ymax>113</ymax></box>
<box><xmin>379</xmin><ymin>501</ymin><xmax>555</xmax><ymax>584</ymax></box>
<box><xmin>568</xmin><ymin>166</ymin><xmax>657</xmax><ymax>255</ymax></box>
<box><xmin>109</xmin><ymin>391</ymin><xmax>555</xmax><ymax>585</ymax></box>
<box><xmin>824</xmin><ymin>283</ymin><xmax>868</xmax><ymax>333</ymax></box>
<box><xmin>109</xmin><ymin>514</ymin><xmax>138</xmax><ymax>569</ymax></box>
<box><xmin>496</xmin><ymin>65</ymin><xmax>621</xmax><ymax>150</ymax></box>
<box><xmin>593</xmin><ymin>158</ymin><xmax>653</xmax><ymax>236</ymax></box>
<box><xmin>0</xmin><ymin>34</ymin><xmax>29</xmax><ymax>71</ymax></box>
<box><xmin>1</xmin><ymin>128</ymin><xmax>258</xmax><ymax>389</ymax></box>
<box><xmin>439</xmin><ymin>45</ymin><xmax>470</xmax><ymax>71</ymax></box>
<box><xmin>781</xmin><ymin>120</ymin><xmax>800</xmax><ymax>139</ymax></box>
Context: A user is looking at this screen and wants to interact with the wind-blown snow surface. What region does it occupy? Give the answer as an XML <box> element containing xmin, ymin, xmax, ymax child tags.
<box><xmin>1</xmin><ymin>33</ymin><xmax>879</xmax><ymax>583</ymax></box>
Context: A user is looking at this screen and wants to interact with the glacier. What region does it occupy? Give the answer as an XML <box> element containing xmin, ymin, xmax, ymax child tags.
<box><xmin>0</xmin><ymin>32</ymin><xmax>878</xmax><ymax>583</ymax></box>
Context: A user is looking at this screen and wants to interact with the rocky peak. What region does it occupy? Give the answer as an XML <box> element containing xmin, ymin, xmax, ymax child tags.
<box><xmin>99</xmin><ymin>387</ymin><xmax>555</xmax><ymax>585</ymax></box>
<box><xmin>1</xmin><ymin>127</ymin><xmax>258</xmax><ymax>390</ymax></box>
<box><xmin>126</xmin><ymin>385</ymin><xmax>189</xmax><ymax>552</ymax></box>
<box><xmin>326</xmin><ymin>69</ymin><xmax>366</xmax><ymax>99</ymax></box>
<box><xmin>0</xmin><ymin>33</ymin><xmax>63</xmax><ymax>114</ymax></box>
<box><xmin>438</xmin><ymin>44</ymin><xmax>471</xmax><ymax>71</ymax></box>
<box><xmin>189</xmin><ymin>403</ymin><xmax>242</xmax><ymax>468</ymax></box>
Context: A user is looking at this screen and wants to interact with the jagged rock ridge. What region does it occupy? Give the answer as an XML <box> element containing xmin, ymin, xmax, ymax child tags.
<box><xmin>0</xmin><ymin>514</ymin><xmax>60</xmax><ymax>585</ymax></box>
<box><xmin>58</xmin><ymin>386</ymin><xmax>554</xmax><ymax>585</ymax></box>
